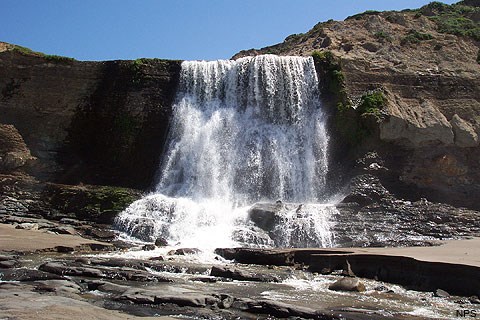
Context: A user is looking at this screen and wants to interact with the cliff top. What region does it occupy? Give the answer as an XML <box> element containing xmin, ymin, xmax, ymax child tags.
<box><xmin>234</xmin><ymin>1</ymin><xmax>480</xmax><ymax>77</ymax></box>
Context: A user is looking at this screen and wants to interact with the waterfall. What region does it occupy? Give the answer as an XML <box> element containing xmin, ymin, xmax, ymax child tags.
<box><xmin>115</xmin><ymin>55</ymin><xmax>336</xmax><ymax>248</ymax></box>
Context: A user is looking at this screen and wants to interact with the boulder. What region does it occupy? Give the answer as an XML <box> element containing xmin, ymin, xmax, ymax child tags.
<box><xmin>328</xmin><ymin>277</ymin><xmax>366</xmax><ymax>292</ymax></box>
<box><xmin>142</xmin><ymin>244</ymin><xmax>156</xmax><ymax>251</ymax></box>
<box><xmin>247</xmin><ymin>202</ymin><xmax>284</xmax><ymax>231</ymax></box>
<box><xmin>155</xmin><ymin>237</ymin><xmax>169</xmax><ymax>247</ymax></box>
<box><xmin>168</xmin><ymin>248</ymin><xmax>200</xmax><ymax>255</ymax></box>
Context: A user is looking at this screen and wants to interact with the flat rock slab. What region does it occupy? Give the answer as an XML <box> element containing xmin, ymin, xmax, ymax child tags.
<box><xmin>0</xmin><ymin>286</ymin><xmax>177</xmax><ymax>320</ymax></box>
<box><xmin>0</xmin><ymin>224</ymin><xmax>111</xmax><ymax>252</ymax></box>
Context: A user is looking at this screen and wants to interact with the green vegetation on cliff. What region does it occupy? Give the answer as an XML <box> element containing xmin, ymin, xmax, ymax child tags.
<box><xmin>416</xmin><ymin>1</ymin><xmax>480</xmax><ymax>41</ymax></box>
<box><xmin>401</xmin><ymin>29</ymin><xmax>434</xmax><ymax>45</ymax></box>
<box><xmin>11</xmin><ymin>44</ymin><xmax>76</xmax><ymax>63</ymax></box>
<box><xmin>310</xmin><ymin>51</ymin><xmax>386</xmax><ymax>145</ymax></box>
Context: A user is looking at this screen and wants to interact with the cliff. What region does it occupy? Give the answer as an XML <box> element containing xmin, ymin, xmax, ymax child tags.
<box><xmin>1</xmin><ymin>1</ymin><xmax>479</xmax><ymax>221</ymax></box>
<box><xmin>235</xmin><ymin>1</ymin><xmax>480</xmax><ymax>210</ymax></box>
<box><xmin>0</xmin><ymin>43</ymin><xmax>181</xmax><ymax>189</ymax></box>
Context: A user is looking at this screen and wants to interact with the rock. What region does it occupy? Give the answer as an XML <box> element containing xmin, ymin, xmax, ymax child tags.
<box><xmin>155</xmin><ymin>237</ymin><xmax>169</xmax><ymax>247</ymax></box>
<box><xmin>86</xmin><ymin>280</ymin><xmax>129</xmax><ymax>294</ymax></box>
<box><xmin>86</xmin><ymin>243</ymin><xmax>112</xmax><ymax>251</ymax></box>
<box><xmin>247</xmin><ymin>202</ymin><xmax>284</xmax><ymax>231</ymax></box>
<box><xmin>168</xmin><ymin>248</ymin><xmax>200</xmax><ymax>255</ymax></box>
<box><xmin>85</xmin><ymin>228</ymin><xmax>116</xmax><ymax>239</ymax></box>
<box><xmin>149</xmin><ymin>256</ymin><xmax>164</xmax><ymax>261</ymax></box>
<box><xmin>47</xmin><ymin>226</ymin><xmax>76</xmax><ymax>235</ymax></box>
<box><xmin>210</xmin><ymin>265</ymin><xmax>280</xmax><ymax>282</ymax></box>
<box><xmin>39</xmin><ymin>262</ymin><xmax>104</xmax><ymax>278</ymax></box>
<box><xmin>55</xmin><ymin>245</ymin><xmax>75</xmax><ymax>253</ymax></box>
<box><xmin>0</xmin><ymin>268</ymin><xmax>64</xmax><ymax>281</ymax></box>
<box><xmin>238</xmin><ymin>298</ymin><xmax>319</xmax><ymax>318</ymax></box>
<box><xmin>380</xmin><ymin>99</ymin><xmax>454</xmax><ymax>147</ymax></box>
<box><xmin>0</xmin><ymin>254</ymin><xmax>18</xmax><ymax>262</ymax></box>
<box><xmin>329</xmin><ymin>277</ymin><xmax>366</xmax><ymax>292</ymax></box>
<box><xmin>0</xmin><ymin>260</ymin><xmax>19</xmax><ymax>269</ymax></box>
<box><xmin>216</xmin><ymin>294</ymin><xmax>234</xmax><ymax>309</ymax></box>
<box><xmin>0</xmin><ymin>124</ymin><xmax>35</xmax><ymax>171</ymax></box>
<box><xmin>142</xmin><ymin>244</ymin><xmax>156</xmax><ymax>251</ymax></box>
<box><xmin>15</xmin><ymin>223</ymin><xmax>39</xmax><ymax>230</ymax></box>
<box><xmin>59</xmin><ymin>218</ymin><xmax>85</xmax><ymax>226</ymax></box>
<box><xmin>450</xmin><ymin>114</ymin><xmax>479</xmax><ymax>147</ymax></box>
<box><xmin>33</xmin><ymin>280</ymin><xmax>82</xmax><ymax>294</ymax></box>
<box><xmin>434</xmin><ymin>288</ymin><xmax>450</xmax><ymax>298</ymax></box>
<box><xmin>215</xmin><ymin>248</ymin><xmax>295</xmax><ymax>266</ymax></box>
<box><xmin>118</xmin><ymin>289</ymin><xmax>218</xmax><ymax>308</ymax></box>
<box><xmin>119</xmin><ymin>292</ymin><xmax>156</xmax><ymax>304</ymax></box>
<box><xmin>469</xmin><ymin>296</ymin><xmax>480</xmax><ymax>304</ymax></box>
<box><xmin>189</xmin><ymin>276</ymin><xmax>219</xmax><ymax>283</ymax></box>
<box><xmin>341</xmin><ymin>174</ymin><xmax>392</xmax><ymax>206</ymax></box>
<box><xmin>154</xmin><ymin>294</ymin><xmax>214</xmax><ymax>307</ymax></box>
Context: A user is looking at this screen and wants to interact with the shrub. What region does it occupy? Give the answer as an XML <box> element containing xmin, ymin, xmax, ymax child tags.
<box><xmin>401</xmin><ymin>29</ymin><xmax>434</xmax><ymax>45</ymax></box>
<box><xmin>374</xmin><ymin>30</ymin><xmax>393</xmax><ymax>42</ymax></box>
<box><xmin>417</xmin><ymin>1</ymin><xmax>480</xmax><ymax>41</ymax></box>
<box><xmin>358</xmin><ymin>91</ymin><xmax>386</xmax><ymax>121</ymax></box>
<box><xmin>311</xmin><ymin>50</ymin><xmax>345</xmax><ymax>96</ymax></box>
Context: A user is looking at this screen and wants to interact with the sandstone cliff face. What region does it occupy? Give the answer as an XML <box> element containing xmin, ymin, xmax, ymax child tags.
<box><xmin>234</xmin><ymin>2</ymin><xmax>480</xmax><ymax>209</ymax></box>
<box><xmin>0</xmin><ymin>43</ymin><xmax>181</xmax><ymax>189</ymax></box>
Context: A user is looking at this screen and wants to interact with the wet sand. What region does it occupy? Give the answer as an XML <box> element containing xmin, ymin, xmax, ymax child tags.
<box><xmin>0</xmin><ymin>223</ymin><xmax>111</xmax><ymax>252</ymax></box>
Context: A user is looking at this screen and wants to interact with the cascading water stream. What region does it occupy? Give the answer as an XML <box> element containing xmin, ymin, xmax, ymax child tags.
<box><xmin>115</xmin><ymin>55</ymin><xmax>337</xmax><ymax>249</ymax></box>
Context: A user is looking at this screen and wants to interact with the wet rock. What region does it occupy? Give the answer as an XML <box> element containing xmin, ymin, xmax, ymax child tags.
<box><xmin>341</xmin><ymin>174</ymin><xmax>392</xmax><ymax>206</ymax></box>
<box><xmin>189</xmin><ymin>276</ymin><xmax>219</xmax><ymax>283</ymax></box>
<box><xmin>118</xmin><ymin>289</ymin><xmax>219</xmax><ymax>308</ymax></box>
<box><xmin>0</xmin><ymin>260</ymin><xmax>19</xmax><ymax>269</ymax></box>
<box><xmin>39</xmin><ymin>262</ymin><xmax>104</xmax><ymax>278</ymax></box>
<box><xmin>469</xmin><ymin>296</ymin><xmax>480</xmax><ymax>304</ymax></box>
<box><xmin>142</xmin><ymin>244</ymin><xmax>156</xmax><ymax>251</ymax></box>
<box><xmin>435</xmin><ymin>288</ymin><xmax>450</xmax><ymax>298</ymax></box>
<box><xmin>154</xmin><ymin>294</ymin><xmax>216</xmax><ymax>307</ymax></box>
<box><xmin>15</xmin><ymin>222</ymin><xmax>39</xmax><ymax>230</ymax></box>
<box><xmin>86</xmin><ymin>243</ymin><xmax>112</xmax><ymax>251</ymax></box>
<box><xmin>149</xmin><ymin>256</ymin><xmax>164</xmax><ymax>261</ymax></box>
<box><xmin>85</xmin><ymin>228</ymin><xmax>116</xmax><ymax>240</ymax></box>
<box><xmin>237</xmin><ymin>298</ymin><xmax>320</xmax><ymax>318</ymax></box>
<box><xmin>168</xmin><ymin>248</ymin><xmax>200</xmax><ymax>255</ymax></box>
<box><xmin>155</xmin><ymin>237</ymin><xmax>168</xmax><ymax>247</ymax></box>
<box><xmin>87</xmin><ymin>280</ymin><xmax>129</xmax><ymax>294</ymax></box>
<box><xmin>215</xmin><ymin>248</ymin><xmax>295</xmax><ymax>266</ymax></box>
<box><xmin>329</xmin><ymin>277</ymin><xmax>366</xmax><ymax>292</ymax></box>
<box><xmin>33</xmin><ymin>279</ymin><xmax>82</xmax><ymax>294</ymax></box>
<box><xmin>0</xmin><ymin>268</ymin><xmax>64</xmax><ymax>281</ymax></box>
<box><xmin>55</xmin><ymin>245</ymin><xmax>75</xmax><ymax>253</ymax></box>
<box><xmin>48</xmin><ymin>226</ymin><xmax>76</xmax><ymax>235</ymax></box>
<box><xmin>247</xmin><ymin>202</ymin><xmax>283</xmax><ymax>231</ymax></box>
<box><xmin>120</xmin><ymin>291</ymin><xmax>156</xmax><ymax>304</ymax></box>
<box><xmin>59</xmin><ymin>218</ymin><xmax>85</xmax><ymax>226</ymax></box>
<box><xmin>210</xmin><ymin>265</ymin><xmax>280</xmax><ymax>282</ymax></box>
<box><xmin>216</xmin><ymin>294</ymin><xmax>234</xmax><ymax>309</ymax></box>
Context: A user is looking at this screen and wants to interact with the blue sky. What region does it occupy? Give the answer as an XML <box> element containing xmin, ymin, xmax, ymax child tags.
<box><xmin>1</xmin><ymin>0</ymin><xmax>456</xmax><ymax>61</ymax></box>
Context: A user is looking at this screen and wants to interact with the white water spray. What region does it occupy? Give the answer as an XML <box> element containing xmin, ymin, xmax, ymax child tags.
<box><xmin>115</xmin><ymin>55</ymin><xmax>336</xmax><ymax>248</ymax></box>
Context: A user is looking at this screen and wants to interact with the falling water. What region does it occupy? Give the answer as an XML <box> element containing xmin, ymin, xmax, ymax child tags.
<box><xmin>115</xmin><ymin>55</ymin><xmax>336</xmax><ymax>248</ymax></box>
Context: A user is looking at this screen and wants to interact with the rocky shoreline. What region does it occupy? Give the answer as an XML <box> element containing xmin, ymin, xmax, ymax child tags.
<box><xmin>1</xmin><ymin>206</ymin><xmax>479</xmax><ymax>319</ymax></box>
